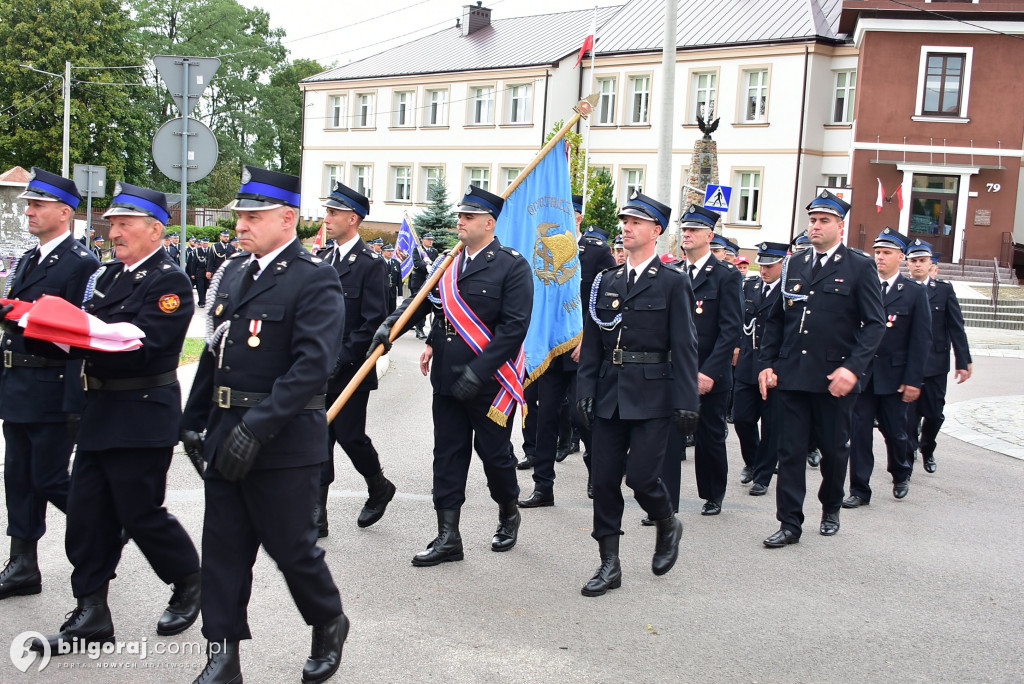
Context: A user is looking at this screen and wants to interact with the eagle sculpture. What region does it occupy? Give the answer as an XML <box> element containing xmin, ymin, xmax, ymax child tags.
<box><xmin>697</xmin><ymin>113</ymin><xmax>720</xmax><ymax>140</ymax></box>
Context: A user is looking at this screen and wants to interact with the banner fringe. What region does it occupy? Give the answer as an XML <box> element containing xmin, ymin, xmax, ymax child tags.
<box><xmin>525</xmin><ymin>332</ymin><xmax>583</xmax><ymax>386</ymax></box>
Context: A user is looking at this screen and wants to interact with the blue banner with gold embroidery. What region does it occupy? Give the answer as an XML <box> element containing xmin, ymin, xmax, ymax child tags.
<box><xmin>495</xmin><ymin>139</ymin><xmax>581</xmax><ymax>383</ymax></box>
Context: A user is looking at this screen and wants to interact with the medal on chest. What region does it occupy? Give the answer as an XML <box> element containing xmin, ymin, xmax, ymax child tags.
<box><xmin>248</xmin><ymin>319</ymin><xmax>262</xmax><ymax>347</ymax></box>
<box><xmin>886</xmin><ymin>314</ymin><xmax>896</xmax><ymax>328</ymax></box>
<box><xmin>695</xmin><ymin>300</ymin><xmax>704</xmax><ymax>314</ymax></box>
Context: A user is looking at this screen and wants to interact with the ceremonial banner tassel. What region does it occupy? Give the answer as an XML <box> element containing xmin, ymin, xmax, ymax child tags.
<box><xmin>328</xmin><ymin>94</ymin><xmax>599</xmax><ymax>424</ymax></box>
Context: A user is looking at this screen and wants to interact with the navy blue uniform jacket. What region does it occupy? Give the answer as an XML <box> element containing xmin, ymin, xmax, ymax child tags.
<box><xmin>78</xmin><ymin>249</ymin><xmax>194</xmax><ymax>450</ymax></box>
<box><xmin>735</xmin><ymin>276</ymin><xmax>780</xmax><ymax>386</ymax></box>
<box><xmin>392</xmin><ymin>237</ymin><xmax>532</xmax><ymax>397</ymax></box>
<box><xmin>182</xmin><ymin>239</ymin><xmax>344</xmax><ymax>470</ymax></box>
<box><xmin>0</xmin><ymin>234</ymin><xmax>98</xmax><ymax>422</ymax></box>
<box><xmin>689</xmin><ymin>254</ymin><xmax>743</xmax><ymax>393</ymax></box>
<box><xmin>318</xmin><ymin>238</ymin><xmax>387</xmax><ymax>393</ymax></box>
<box><xmin>923</xmin><ymin>278</ymin><xmax>971</xmax><ymax>377</ymax></box>
<box><xmin>578</xmin><ymin>260</ymin><xmax>699</xmax><ymax>420</ymax></box>
<box><xmin>759</xmin><ymin>243</ymin><xmax>885</xmax><ymax>393</ymax></box>
<box><xmin>865</xmin><ymin>274</ymin><xmax>931</xmax><ymax>394</ymax></box>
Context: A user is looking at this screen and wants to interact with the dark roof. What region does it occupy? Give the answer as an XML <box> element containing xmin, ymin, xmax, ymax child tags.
<box><xmin>304</xmin><ymin>6</ymin><xmax>623</xmax><ymax>83</ymax></box>
<box><xmin>595</xmin><ymin>0</ymin><xmax>844</xmax><ymax>54</ymax></box>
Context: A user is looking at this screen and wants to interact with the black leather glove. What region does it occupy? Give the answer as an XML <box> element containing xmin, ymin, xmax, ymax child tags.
<box><xmin>451</xmin><ymin>366</ymin><xmax>483</xmax><ymax>402</ymax></box>
<box><xmin>66</xmin><ymin>414</ymin><xmax>81</xmax><ymax>441</ymax></box>
<box><xmin>180</xmin><ymin>428</ymin><xmax>206</xmax><ymax>478</ymax></box>
<box><xmin>0</xmin><ymin>303</ymin><xmax>12</xmax><ymax>319</ymax></box>
<box><xmin>0</xmin><ymin>304</ymin><xmax>18</xmax><ymax>337</ymax></box>
<box><xmin>674</xmin><ymin>409</ymin><xmax>700</xmax><ymax>436</ymax></box>
<box><xmin>577</xmin><ymin>397</ymin><xmax>595</xmax><ymax>431</ymax></box>
<box><xmin>369</xmin><ymin>321</ymin><xmax>393</xmax><ymax>356</ymax></box>
<box><xmin>216</xmin><ymin>421</ymin><xmax>260</xmax><ymax>482</ymax></box>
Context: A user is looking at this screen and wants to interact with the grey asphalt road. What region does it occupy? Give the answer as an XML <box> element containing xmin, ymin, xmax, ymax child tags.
<box><xmin>2</xmin><ymin>333</ymin><xmax>1022</xmax><ymax>683</ymax></box>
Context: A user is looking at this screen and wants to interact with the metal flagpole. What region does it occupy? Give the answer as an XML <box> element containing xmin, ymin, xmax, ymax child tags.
<box><xmin>327</xmin><ymin>94</ymin><xmax>599</xmax><ymax>423</ymax></box>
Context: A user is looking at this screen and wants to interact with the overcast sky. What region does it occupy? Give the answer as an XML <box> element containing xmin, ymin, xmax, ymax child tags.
<box><xmin>241</xmin><ymin>0</ymin><xmax>609</xmax><ymax>67</ymax></box>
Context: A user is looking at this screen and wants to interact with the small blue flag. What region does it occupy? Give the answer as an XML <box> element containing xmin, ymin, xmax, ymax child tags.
<box><xmin>495</xmin><ymin>139</ymin><xmax>581</xmax><ymax>382</ymax></box>
<box><xmin>396</xmin><ymin>218</ymin><xmax>415</xmax><ymax>280</ymax></box>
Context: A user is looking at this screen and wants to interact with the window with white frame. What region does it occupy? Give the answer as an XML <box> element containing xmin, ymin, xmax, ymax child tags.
<box><xmin>832</xmin><ymin>70</ymin><xmax>856</xmax><ymax>124</ymax></box>
<box><xmin>741</xmin><ymin>69</ymin><xmax>768</xmax><ymax>123</ymax></box>
<box><xmin>327</xmin><ymin>94</ymin><xmax>347</xmax><ymax>129</ymax></box>
<box><xmin>421</xmin><ymin>166</ymin><xmax>443</xmax><ymax>201</ymax></box>
<box><xmin>621</xmin><ymin>168</ymin><xmax>643</xmax><ymax>203</ymax></box>
<box><xmin>390</xmin><ymin>166</ymin><xmax>412</xmax><ymax>201</ymax></box>
<box><xmin>466</xmin><ymin>167</ymin><xmax>490</xmax><ymax>191</ymax></box>
<box><xmin>501</xmin><ymin>167</ymin><xmax>522</xmax><ymax>191</ymax></box>
<box><xmin>690</xmin><ymin>71</ymin><xmax>717</xmax><ymax>122</ymax></box>
<box><xmin>826</xmin><ymin>175</ymin><xmax>848</xmax><ymax>188</ymax></box>
<box><xmin>324</xmin><ymin>164</ymin><xmax>343</xmax><ymax>196</ymax></box>
<box><xmin>627</xmin><ymin>76</ymin><xmax>650</xmax><ymax>124</ymax></box>
<box><xmin>424</xmin><ymin>89</ymin><xmax>448</xmax><ymax>126</ymax></box>
<box><xmin>505</xmin><ymin>84</ymin><xmax>532</xmax><ymax>124</ymax></box>
<box><xmin>918</xmin><ymin>50</ymin><xmax>971</xmax><ymax>117</ymax></box>
<box><xmin>354</xmin><ymin>93</ymin><xmax>375</xmax><ymax>128</ymax></box>
<box><xmin>469</xmin><ymin>86</ymin><xmax>495</xmax><ymax>125</ymax></box>
<box><xmin>596</xmin><ymin>77</ymin><xmax>616</xmax><ymax>124</ymax></box>
<box><xmin>392</xmin><ymin>91</ymin><xmax>414</xmax><ymax>127</ymax></box>
<box><xmin>734</xmin><ymin>171</ymin><xmax>761</xmax><ymax>223</ymax></box>
<box><xmin>351</xmin><ymin>165</ymin><xmax>372</xmax><ymax>199</ymax></box>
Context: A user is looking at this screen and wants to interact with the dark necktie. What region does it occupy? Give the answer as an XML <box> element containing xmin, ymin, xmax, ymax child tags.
<box><xmin>239</xmin><ymin>260</ymin><xmax>260</xmax><ymax>298</ymax></box>
<box><xmin>688</xmin><ymin>264</ymin><xmax>696</xmax><ymax>280</ymax></box>
<box><xmin>19</xmin><ymin>250</ymin><xmax>39</xmax><ymax>280</ymax></box>
<box><xmin>881</xmin><ymin>281</ymin><xmax>889</xmax><ymax>297</ymax></box>
<box><xmin>811</xmin><ymin>252</ymin><xmax>827</xmax><ymax>278</ymax></box>
<box><xmin>627</xmin><ymin>269</ymin><xmax>636</xmax><ymax>292</ymax></box>
<box><xmin>762</xmin><ymin>283</ymin><xmax>770</xmax><ymax>300</ymax></box>
<box><xmin>462</xmin><ymin>254</ymin><xmax>471</xmax><ymax>273</ymax></box>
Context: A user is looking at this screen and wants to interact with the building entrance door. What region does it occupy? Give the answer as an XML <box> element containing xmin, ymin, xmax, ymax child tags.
<box><xmin>909</xmin><ymin>174</ymin><xmax>958</xmax><ymax>262</ymax></box>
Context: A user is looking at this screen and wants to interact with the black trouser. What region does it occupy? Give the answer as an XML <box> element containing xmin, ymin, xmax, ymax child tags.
<box><xmin>532</xmin><ymin>368</ymin><xmax>581</xmax><ymax>493</ymax></box>
<box><xmin>663</xmin><ymin>389</ymin><xmax>729</xmax><ymax>510</ymax></box>
<box><xmin>3</xmin><ymin>422</ymin><xmax>73</xmax><ymax>540</ymax></box>
<box><xmin>772</xmin><ymin>390</ymin><xmax>855</xmax><ymax>537</ymax></box>
<box><xmin>201</xmin><ymin>464</ymin><xmax>342</xmax><ymax>642</ymax></box>
<box><xmin>732</xmin><ymin>382</ymin><xmax>762</xmax><ymax>469</ymax></box>
<box><xmin>66</xmin><ymin>447</ymin><xmax>199</xmax><ymax>597</ymax></box>
<box><xmin>848</xmin><ymin>390</ymin><xmax>912</xmax><ymax>502</ymax></box>
<box><xmin>907</xmin><ymin>373</ymin><xmax>946</xmax><ymax>462</ymax></box>
<box><xmin>195</xmin><ymin>275</ymin><xmax>209</xmax><ymax>307</ymax></box>
<box><xmin>521</xmin><ymin>382</ymin><xmax>539</xmax><ymax>459</ymax></box>
<box><xmin>320</xmin><ymin>390</ymin><xmax>382</xmax><ymax>485</ymax></box>
<box><xmin>591</xmin><ymin>412</ymin><xmax>673</xmax><ymax>539</ymax></box>
<box><xmin>431</xmin><ymin>392</ymin><xmax>519</xmax><ymax>510</ymax></box>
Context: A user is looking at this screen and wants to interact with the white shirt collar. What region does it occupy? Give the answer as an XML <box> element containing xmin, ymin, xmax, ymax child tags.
<box><xmin>880</xmin><ymin>272</ymin><xmax>900</xmax><ymax>290</ymax></box>
<box><xmin>686</xmin><ymin>250</ymin><xmax>713</xmax><ymax>275</ymax></box>
<box><xmin>37</xmin><ymin>231</ymin><xmax>71</xmax><ymax>260</ymax></box>
<box><xmin>762</xmin><ymin>278</ymin><xmax>779</xmax><ymax>293</ymax></box>
<box><xmin>248</xmin><ymin>241</ymin><xmax>292</xmax><ymax>279</ymax></box>
<box><xmin>626</xmin><ymin>253</ymin><xmax>657</xmax><ymax>280</ymax></box>
<box><xmin>815</xmin><ymin>242</ymin><xmax>841</xmax><ymax>262</ymax></box>
<box><xmin>124</xmin><ymin>246</ymin><xmax>164</xmax><ymax>272</ymax></box>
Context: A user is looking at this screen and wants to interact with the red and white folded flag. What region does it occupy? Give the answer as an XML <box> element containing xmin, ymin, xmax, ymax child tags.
<box><xmin>14</xmin><ymin>295</ymin><xmax>145</xmax><ymax>352</ymax></box>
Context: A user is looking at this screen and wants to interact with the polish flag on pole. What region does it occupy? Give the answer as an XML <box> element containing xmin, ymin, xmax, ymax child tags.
<box><xmin>895</xmin><ymin>185</ymin><xmax>904</xmax><ymax>211</ymax></box>
<box><xmin>17</xmin><ymin>295</ymin><xmax>144</xmax><ymax>352</ymax></box>
<box><xmin>876</xmin><ymin>178</ymin><xmax>885</xmax><ymax>213</ymax></box>
<box><xmin>573</xmin><ymin>14</ymin><xmax>596</xmax><ymax>69</ymax></box>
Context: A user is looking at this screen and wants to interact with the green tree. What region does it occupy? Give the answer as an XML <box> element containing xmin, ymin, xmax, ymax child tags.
<box><xmin>586</xmin><ymin>168</ymin><xmax>619</xmax><ymax>239</ymax></box>
<box><xmin>0</xmin><ymin>0</ymin><xmax>153</xmax><ymax>182</ymax></box>
<box><xmin>543</xmin><ymin>120</ymin><xmax>587</xmax><ymax>193</ymax></box>
<box><xmin>414</xmin><ymin>179</ymin><xmax>458</xmax><ymax>250</ymax></box>
<box><xmin>255</xmin><ymin>59</ymin><xmax>324</xmax><ymax>175</ymax></box>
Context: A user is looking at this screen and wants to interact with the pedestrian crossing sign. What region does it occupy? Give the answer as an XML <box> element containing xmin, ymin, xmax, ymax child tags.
<box><xmin>704</xmin><ymin>184</ymin><xmax>732</xmax><ymax>212</ymax></box>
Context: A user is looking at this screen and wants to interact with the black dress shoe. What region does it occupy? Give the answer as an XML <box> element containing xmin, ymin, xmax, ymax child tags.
<box><xmin>763</xmin><ymin>529</ymin><xmax>799</xmax><ymax>548</ymax></box>
<box><xmin>357</xmin><ymin>472</ymin><xmax>396</xmax><ymax>528</ymax></box>
<box><xmin>157</xmin><ymin>571</ymin><xmax>201</xmax><ymax>635</ymax></box>
<box><xmin>749</xmin><ymin>483</ymin><xmax>768</xmax><ymax>496</ymax></box>
<box><xmin>820</xmin><ymin>512</ymin><xmax>840</xmax><ymax>536</ymax></box>
<box><xmin>554</xmin><ymin>447</ymin><xmax>571</xmax><ymax>462</ymax></box>
<box><xmin>412</xmin><ymin>510</ymin><xmax>463</xmax><ymax>566</ymax></box>
<box><xmin>893</xmin><ymin>481</ymin><xmax>910</xmax><ymax>499</ymax></box>
<box><xmin>923</xmin><ymin>454</ymin><xmax>937</xmax><ymax>473</ymax></box>
<box><xmin>842</xmin><ymin>495</ymin><xmax>869</xmax><ymax>509</ymax></box>
<box><xmin>567</xmin><ymin>440</ymin><xmax>580</xmax><ymax>455</ymax></box>
<box><xmin>807</xmin><ymin>449</ymin><xmax>822</xmax><ymax>468</ymax></box>
<box><xmin>700</xmin><ymin>501</ymin><xmax>721</xmax><ymax>516</ymax></box>
<box><xmin>651</xmin><ymin>516</ymin><xmax>683</xmax><ymax>576</ymax></box>
<box><xmin>640</xmin><ymin>515</ymin><xmax>655</xmax><ymax>527</ymax></box>
<box><xmin>515</xmin><ymin>455</ymin><xmax>535</xmax><ymax>471</ymax></box>
<box><xmin>740</xmin><ymin>466</ymin><xmax>753</xmax><ymax>484</ymax></box>
<box><xmin>581</xmin><ymin>536</ymin><xmax>621</xmax><ymax>597</ymax></box>
<box><xmin>302</xmin><ymin>614</ymin><xmax>349</xmax><ymax>684</ymax></box>
<box><xmin>517</xmin><ymin>490</ymin><xmax>554</xmax><ymax>508</ymax></box>
<box><xmin>192</xmin><ymin>640</ymin><xmax>241</xmax><ymax>684</ymax></box>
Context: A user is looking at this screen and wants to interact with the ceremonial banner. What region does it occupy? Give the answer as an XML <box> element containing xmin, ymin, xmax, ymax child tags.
<box><xmin>495</xmin><ymin>138</ymin><xmax>581</xmax><ymax>382</ymax></box>
<box><xmin>396</xmin><ymin>218</ymin><xmax>416</xmax><ymax>279</ymax></box>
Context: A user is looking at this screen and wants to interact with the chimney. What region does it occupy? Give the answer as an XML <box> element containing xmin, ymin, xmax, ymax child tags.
<box><xmin>461</xmin><ymin>2</ymin><xmax>491</xmax><ymax>36</ymax></box>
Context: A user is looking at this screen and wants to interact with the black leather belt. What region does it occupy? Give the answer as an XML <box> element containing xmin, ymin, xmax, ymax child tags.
<box><xmin>604</xmin><ymin>350</ymin><xmax>670</xmax><ymax>365</ymax></box>
<box><xmin>214</xmin><ymin>386</ymin><xmax>326</xmax><ymax>410</ymax></box>
<box><xmin>85</xmin><ymin>370</ymin><xmax>178</xmax><ymax>391</ymax></box>
<box><xmin>3</xmin><ymin>351</ymin><xmax>65</xmax><ymax>369</ymax></box>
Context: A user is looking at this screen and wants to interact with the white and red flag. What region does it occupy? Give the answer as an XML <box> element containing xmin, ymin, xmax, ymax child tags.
<box><xmin>14</xmin><ymin>295</ymin><xmax>145</xmax><ymax>352</ymax></box>
<box><xmin>875</xmin><ymin>178</ymin><xmax>885</xmax><ymax>213</ymax></box>
<box><xmin>573</xmin><ymin>14</ymin><xmax>596</xmax><ymax>69</ymax></box>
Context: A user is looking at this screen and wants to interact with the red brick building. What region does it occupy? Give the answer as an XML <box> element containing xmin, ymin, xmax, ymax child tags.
<box><xmin>841</xmin><ymin>1</ymin><xmax>1024</xmax><ymax>267</ymax></box>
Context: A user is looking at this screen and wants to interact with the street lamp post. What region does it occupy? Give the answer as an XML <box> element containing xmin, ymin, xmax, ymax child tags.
<box><xmin>19</xmin><ymin>61</ymin><xmax>72</xmax><ymax>178</ymax></box>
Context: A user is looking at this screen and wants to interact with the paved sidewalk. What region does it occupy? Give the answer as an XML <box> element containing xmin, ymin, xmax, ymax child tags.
<box><xmin>944</xmin><ymin>395</ymin><xmax>1024</xmax><ymax>461</ymax></box>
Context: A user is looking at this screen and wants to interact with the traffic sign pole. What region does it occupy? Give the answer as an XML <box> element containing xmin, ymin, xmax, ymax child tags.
<box><xmin>179</xmin><ymin>60</ymin><xmax>189</xmax><ymax>271</ymax></box>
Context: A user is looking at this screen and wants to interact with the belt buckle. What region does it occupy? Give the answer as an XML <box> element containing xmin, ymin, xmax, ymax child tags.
<box><xmin>3</xmin><ymin>350</ymin><xmax>11</xmax><ymax>369</ymax></box>
<box><xmin>217</xmin><ymin>386</ymin><xmax>231</xmax><ymax>409</ymax></box>
<box><xmin>612</xmin><ymin>348</ymin><xmax>623</xmax><ymax>365</ymax></box>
